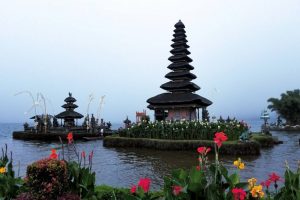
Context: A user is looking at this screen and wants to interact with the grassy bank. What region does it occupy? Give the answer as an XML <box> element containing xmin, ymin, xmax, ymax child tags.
<box><xmin>250</xmin><ymin>133</ymin><xmax>282</xmax><ymax>147</ymax></box>
<box><xmin>103</xmin><ymin>136</ymin><xmax>260</xmax><ymax>155</ymax></box>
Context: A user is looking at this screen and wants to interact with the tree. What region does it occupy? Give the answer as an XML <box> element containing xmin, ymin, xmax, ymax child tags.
<box><xmin>267</xmin><ymin>89</ymin><xmax>300</xmax><ymax>125</ymax></box>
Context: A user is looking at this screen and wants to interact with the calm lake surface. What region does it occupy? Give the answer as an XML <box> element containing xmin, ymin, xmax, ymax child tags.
<box><xmin>0</xmin><ymin>120</ymin><xmax>299</xmax><ymax>190</ymax></box>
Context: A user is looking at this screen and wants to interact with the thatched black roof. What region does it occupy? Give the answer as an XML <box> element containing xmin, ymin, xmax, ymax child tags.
<box><xmin>165</xmin><ymin>71</ymin><xmax>196</xmax><ymax>80</ymax></box>
<box><xmin>147</xmin><ymin>93</ymin><xmax>212</xmax><ymax>108</ymax></box>
<box><xmin>56</xmin><ymin>111</ymin><xmax>83</xmax><ymax>119</ymax></box>
<box><xmin>56</xmin><ymin>92</ymin><xmax>83</xmax><ymax>120</ymax></box>
<box><xmin>62</xmin><ymin>103</ymin><xmax>78</xmax><ymax>109</ymax></box>
<box><xmin>147</xmin><ymin>20</ymin><xmax>212</xmax><ymax>109</ymax></box>
<box><xmin>160</xmin><ymin>81</ymin><xmax>200</xmax><ymax>92</ymax></box>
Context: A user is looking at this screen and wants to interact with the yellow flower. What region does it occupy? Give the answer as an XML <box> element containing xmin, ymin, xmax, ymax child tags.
<box><xmin>0</xmin><ymin>167</ymin><xmax>6</xmax><ymax>174</ymax></box>
<box><xmin>251</xmin><ymin>185</ymin><xmax>264</xmax><ymax>198</ymax></box>
<box><xmin>238</xmin><ymin>162</ymin><xmax>245</xmax><ymax>170</ymax></box>
<box><xmin>248</xmin><ymin>178</ymin><xmax>257</xmax><ymax>190</ymax></box>
<box><xmin>233</xmin><ymin>158</ymin><xmax>245</xmax><ymax>170</ymax></box>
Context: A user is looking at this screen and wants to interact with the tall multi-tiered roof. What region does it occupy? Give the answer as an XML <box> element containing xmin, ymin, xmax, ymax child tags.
<box><xmin>56</xmin><ymin>93</ymin><xmax>83</xmax><ymax>126</ymax></box>
<box><xmin>147</xmin><ymin>20</ymin><xmax>212</xmax><ymax>120</ymax></box>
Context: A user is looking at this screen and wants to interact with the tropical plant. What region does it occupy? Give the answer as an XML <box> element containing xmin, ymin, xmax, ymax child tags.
<box><xmin>0</xmin><ymin>144</ymin><xmax>24</xmax><ymax>200</ymax></box>
<box><xmin>120</xmin><ymin>120</ymin><xmax>248</xmax><ymax>141</ymax></box>
<box><xmin>268</xmin><ymin>89</ymin><xmax>300</xmax><ymax>125</ymax></box>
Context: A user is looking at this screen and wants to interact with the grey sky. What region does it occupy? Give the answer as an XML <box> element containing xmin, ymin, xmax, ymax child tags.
<box><xmin>0</xmin><ymin>0</ymin><xmax>299</xmax><ymax>124</ymax></box>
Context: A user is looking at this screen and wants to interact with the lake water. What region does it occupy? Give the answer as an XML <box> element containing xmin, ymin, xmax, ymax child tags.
<box><xmin>0</xmin><ymin>120</ymin><xmax>299</xmax><ymax>190</ymax></box>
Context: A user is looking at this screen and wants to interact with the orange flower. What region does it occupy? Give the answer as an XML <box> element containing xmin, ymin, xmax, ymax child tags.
<box><xmin>49</xmin><ymin>149</ymin><xmax>58</xmax><ymax>159</ymax></box>
<box><xmin>67</xmin><ymin>132</ymin><xmax>73</xmax><ymax>144</ymax></box>
<box><xmin>0</xmin><ymin>167</ymin><xmax>6</xmax><ymax>174</ymax></box>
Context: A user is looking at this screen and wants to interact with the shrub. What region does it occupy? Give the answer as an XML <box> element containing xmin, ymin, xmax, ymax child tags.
<box><xmin>26</xmin><ymin>158</ymin><xmax>68</xmax><ymax>200</ymax></box>
<box><xmin>121</xmin><ymin>120</ymin><xmax>248</xmax><ymax>141</ymax></box>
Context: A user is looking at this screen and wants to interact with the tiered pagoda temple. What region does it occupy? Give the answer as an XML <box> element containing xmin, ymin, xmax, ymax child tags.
<box><xmin>56</xmin><ymin>93</ymin><xmax>84</xmax><ymax>127</ymax></box>
<box><xmin>147</xmin><ymin>20</ymin><xmax>212</xmax><ymax>121</ymax></box>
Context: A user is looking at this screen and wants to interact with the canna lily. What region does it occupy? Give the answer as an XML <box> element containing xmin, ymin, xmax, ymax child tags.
<box><xmin>0</xmin><ymin>167</ymin><xmax>6</xmax><ymax>174</ymax></box>
<box><xmin>268</xmin><ymin>172</ymin><xmax>281</xmax><ymax>182</ymax></box>
<box><xmin>67</xmin><ymin>132</ymin><xmax>73</xmax><ymax>144</ymax></box>
<box><xmin>214</xmin><ymin>132</ymin><xmax>228</xmax><ymax>148</ymax></box>
<box><xmin>130</xmin><ymin>185</ymin><xmax>137</xmax><ymax>194</ymax></box>
<box><xmin>248</xmin><ymin>178</ymin><xmax>257</xmax><ymax>190</ymax></box>
<box><xmin>233</xmin><ymin>158</ymin><xmax>245</xmax><ymax>170</ymax></box>
<box><xmin>261</xmin><ymin>179</ymin><xmax>271</xmax><ymax>189</ymax></box>
<box><xmin>49</xmin><ymin>149</ymin><xmax>58</xmax><ymax>159</ymax></box>
<box><xmin>232</xmin><ymin>188</ymin><xmax>247</xmax><ymax>200</ymax></box>
<box><xmin>251</xmin><ymin>185</ymin><xmax>264</xmax><ymax>198</ymax></box>
<box><xmin>172</xmin><ymin>185</ymin><xmax>183</xmax><ymax>196</ymax></box>
<box><xmin>197</xmin><ymin>146</ymin><xmax>211</xmax><ymax>155</ymax></box>
<box><xmin>137</xmin><ymin>178</ymin><xmax>151</xmax><ymax>193</ymax></box>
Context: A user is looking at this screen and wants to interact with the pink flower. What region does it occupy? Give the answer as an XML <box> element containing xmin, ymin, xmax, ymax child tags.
<box><xmin>130</xmin><ymin>185</ymin><xmax>137</xmax><ymax>194</ymax></box>
<box><xmin>172</xmin><ymin>185</ymin><xmax>183</xmax><ymax>196</ymax></box>
<box><xmin>232</xmin><ymin>188</ymin><xmax>247</xmax><ymax>200</ymax></box>
<box><xmin>67</xmin><ymin>132</ymin><xmax>73</xmax><ymax>144</ymax></box>
<box><xmin>197</xmin><ymin>146</ymin><xmax>211</xmax><ymax>155</ymax></box>
<box><xmin>214</xmin><ymin>132</ymin><xmax>228</xmax><ymax>148</ymax></box>
<box><xmin>138</xmin><ymin>178</ymin><xmax>151</xmax><ymax>193</ymax></box>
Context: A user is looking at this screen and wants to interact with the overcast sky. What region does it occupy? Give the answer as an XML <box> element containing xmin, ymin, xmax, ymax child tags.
<box><xmin>0</xmin><ymin>0</ymin><xmax>299</xmax><ymax>124</ymax></box>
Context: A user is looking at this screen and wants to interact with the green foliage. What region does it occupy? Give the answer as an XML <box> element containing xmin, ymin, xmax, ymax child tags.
<box><xmin>94</xmin><ymin>185</ymin><xmax>163</xmax><ymax>200</ymax></box>
<box><xmin>26</xmin><ymin>158</ymin><xmax>68</xmax><ymax>200</ymax></box>
<box><xmin>67</xmin><ymin>161</ymin><xmax>97</xmax><ymax>199</ymax></box>
<box><xmin>120</xmin><ymin>120</ymin><xmax>248</xmax><ymax>141</ymax></box>
<box><xmin>268</xmin><ymin>89</ymin><xmax>300</xmax><ymax>125</ymax></box>
<box><xmin>274</xmin><ymin>165</ymin><xmax>300</xmax><ymax>200</ymax></box>
<box><xmin>0</xmin><ymin>144</ymin><xmax>24</xmax><ymax>200</ymax></box>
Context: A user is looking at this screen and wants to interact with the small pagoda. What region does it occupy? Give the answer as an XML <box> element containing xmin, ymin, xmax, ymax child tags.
<box><xmin>56</xmin><ymin>92</ymin><xmax>84</xmax><ymax>127</ymax></box>
<box><xmin>147</xmin><ymin>20</ymin><xmax>212</xmax><ymax>121</ymax></box>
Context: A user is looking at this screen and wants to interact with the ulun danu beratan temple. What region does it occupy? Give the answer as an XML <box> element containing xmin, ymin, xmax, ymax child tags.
<box><xmin>147</xmin><ymin>20</ymin><xmax>212</xmax><ymax>121</ymax></box>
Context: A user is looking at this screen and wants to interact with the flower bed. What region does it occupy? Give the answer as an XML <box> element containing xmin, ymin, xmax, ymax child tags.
<box><xmin>119</xmin><ymin>120</ymin><xmax>249</xmax><ymax>141</ymax></box>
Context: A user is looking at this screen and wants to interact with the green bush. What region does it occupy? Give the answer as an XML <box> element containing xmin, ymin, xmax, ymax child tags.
<box><xmin>120</xmin><ymin>120</ymin><xmax>248</xmax><ymax>141</ymax></box>
<box><xmin>26</xmin><ymin>158</ymin><xmax>68</xmax><ymax>200</ymax></box>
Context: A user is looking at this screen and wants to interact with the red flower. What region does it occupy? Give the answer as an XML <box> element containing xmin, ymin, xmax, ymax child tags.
<box><xmin>197</xmin><ymin>146</ymin><xmax>211</xmax><ymax>155</ymax></box>
<box><xmin>172</xmin><ymin>185</ymin><xmax>183</xmax><ymax>196</ymax></box>
<box><xmin>269</xmin><ymin>172</ymin><xmax>281</xmax><ymax>182</ymax></box>
<box><xmin>232</xmin><ymin>188</ymin><xmax>247</xmax><ymax>200</ymax></box>
<box><xmin>49</xmin><ymin>149</ymin><xmax>58</xmax><ymax>159</ymax></box>
<box><xmin>137</xmin><ymin>178</ymin><xmax>151</xmax><ymax>193</ymax></box>
<box><xmin>81</xmin><ymin>151</ymin><xmax>86</xmax><ymax>158</ymax></box>
<box><xmin>67</xmin><ymin>132</ymin><xmax>73</xmax><ymax>144</ymax></box>
<box><xmin>130</xmin><ymin>185</ymin><xmax>137</xmax><ymax>194</ymax></box>
<box><xmin>196</xmin><ymin>166</ymin><xmax>201</xmax><ymax>171</ymax></box>
<box><xmin>214</xmin><ymin>132</ymin><xmax>228</xmax><ymax>148</ymax></box>
<box><xmin>261</xmin><ymin>179</ymin><xmax>271</xmax><ymax>189</ymax></box>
